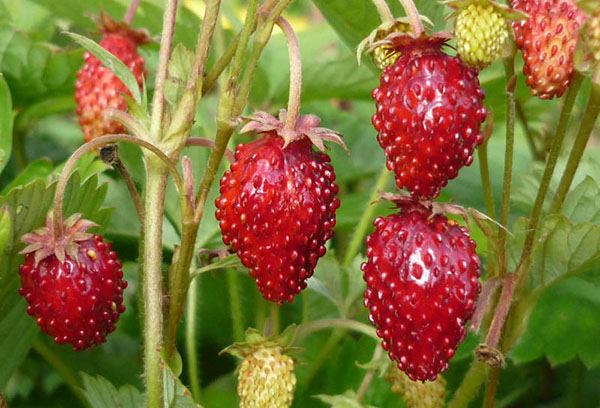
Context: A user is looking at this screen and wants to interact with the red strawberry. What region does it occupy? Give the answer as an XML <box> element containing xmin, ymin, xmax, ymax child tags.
<box><xmin>511</xmin><ymin>0</ymin><xmax>586</xmax><ymax>99</ymax></box>
<box><xmin>362</xmin><ymin>199</ymin><xmax>481</xmax><ymax>381</ymax></box>
<box><xmin>18</xmin><ymin>214</ymin><xmax>127</xmax><ymax>351</ymax></box>
<box><xmin>74</xmin><ymin>13</ymin><xmax>147</xmax><ymax>142</ymax></box>
<box><xmin>371</xmin><ymin>34</ymin><xmax>487</xmax><ymax>200</ymax></box>
<box><xmin>215</xmin><ymin>110</ymin><xmax>346</xmax><ymax>304</ymax></box>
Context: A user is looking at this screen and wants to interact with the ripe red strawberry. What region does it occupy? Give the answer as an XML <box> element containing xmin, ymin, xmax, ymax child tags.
<box><xmin>371</xmin><ymin>35</ymin><xmax>487</xmax><ymax>200</ymax></box>
<box><xmin>511</xmin><ymin>0</ymin><xmax>586</xmax><ymax>99</ymax></box>
<box><xmin>215</xmin><ymin>110</ymin><xmax>346</xmax><ymax>304</ymax></box>
<box><xmin>74</xmin><ymin>13</ymin><xmax>147</xmax><ymax>142</ymax></box>
<box><xmin>362</xmin><ymin>199</ymin><xmax>481</xmax><ymax>381</ymax></box>
<box><xmin>18</xmin><ymin>214</ymin><xmax>127</xmax><ymax>350</ymax></box>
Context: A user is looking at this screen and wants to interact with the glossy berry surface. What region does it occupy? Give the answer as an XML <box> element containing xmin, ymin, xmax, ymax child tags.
<box><xmin>511</xmin><ymin>0</ymin><xmax>586</xmax><ymax>99</ymax></box>
<box><xmin>215</xmin><ymin>133</ymin><xmax>339</xmax><ymax>304</ymax></box>
<box><xmin>362</xmin><ymin>207</ymin><xmax>481</xmax><ymax>381</ymax></box>
<box><xmin>371</xmin><ymin>39</ymin><xmax>487</xmax><ymax>200</ymax></box>
<box><xmin>19</xmin><ymin>235</ymin><xmax>127</xmax><ymax>350</ymax></box>
<box><xmin>75</xmin><ymin>34</ymin><xmax>145</xmax><ymax>142</ymax></box>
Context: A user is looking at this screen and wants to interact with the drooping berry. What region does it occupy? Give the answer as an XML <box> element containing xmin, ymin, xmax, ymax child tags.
<box><xmin>215</xmin><ymin>110</ymin><xmax>346</xmax><ymax>304</ymax></box>
<box><xmin>371</xmin><ymin>35</ymin><xmax>487</xmax><ymax>200</ymax></box>
<box><xmin>18</xmin><ymin>214</ymin><xmax>127</xmax><ymax>350</ymax></box>
<box><xmin>446</xmin><ymin>0</ymin><xmax>526</xmax><ymax>69</ymax></box>
<box><xmin>74</xmin><ymin>13</ymin><xmax>147</xmax><ymax>142</ymax></box>
<box><xmin>386</xmin><ymin>364</ymin><xmax>447</xmax><ymax>407</ymax></box>
<box><xmin>362</xmin><ymin>200</ymin><xmax>481</xmax><ymax>381</ymax></box>
<box><xmin>237</xmin><ymin>347</ymin><xmax>296</xmax><ymax>408</ymax></box>
<box><xmin>511</xmin><ymin>0</ymin><xmax>586</xmax><ymax>99</ymax></box>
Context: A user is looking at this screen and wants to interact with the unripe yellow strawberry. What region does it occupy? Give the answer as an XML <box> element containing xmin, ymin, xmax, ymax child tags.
<box><xmin>385</xmin><ymin>364</ymin><xmax>447</xmax><ymax>408</ymax></box>
<box><xmin>455</xmin><ymin>3</ymin><xmax>508</xmax><ymax>69</ymax></box>
<box><xmin>372</xmin><ymin>21</ymin><xmax>412</xmax><ymax>69</ymax></box>
<box><xmin>586</xmin><ymin>6</ymin><xmax>600</xmax><ymax>61</ymax></box>
<box><xmin>237</xmin><ymin>346</ymin><xmax>296</xmax><ymax>408</ymax></box>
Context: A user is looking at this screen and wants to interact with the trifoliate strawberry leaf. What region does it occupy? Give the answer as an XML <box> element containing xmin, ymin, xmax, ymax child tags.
<box><xmin>1</xmin><ymin>159</ymin><xmax>53</xmax><ymax>195</ymax></box>
<box><xmin>510</xmin><ymin>278</ymin><xmax>600</xmax><ymax>368</ymax></box>
<box><xmin>65</xmin><ymin>32</ymin><xmax>142</xmax><ymax>103</ymax></box>
<box><xmin>0</xmin><ymin>76</ymin><xmax>12</xmax><ymax>176</ymax></box>
<box><xmin>81</xmin><ymin>373</ymin><xmax>143</xmax><ymax>408</ymax></box>
<box><xmin>0</xmin><ymin>24</ymin><xmax>83</xmax><ymax>107</ymax></box>
<box><xmin>560</xmin><ymin>176</ymin><xmax>600</xmax><ymax>224</ymax></box>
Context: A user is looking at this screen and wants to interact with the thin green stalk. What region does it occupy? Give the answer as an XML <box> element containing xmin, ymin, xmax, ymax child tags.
<box><xmin>447</xmin><ymin>361</ymin><xmax>487</xmax><ymax>408</ymax></box>
<box><xmin>227</xmin><ymin>269</ymin><xmax>244</xmax><ymax>342</ymax></box>
<box><xmin>149</xmin><ymin>0</ymin><xmax>178</xmax><ymax>143</ymax></box>
<box><xmin>356</xmin><ymin>345</ymin><xmax>382</xmax><ymax>403</ymax></box>
<box><xmin>497</xmin><ymin>56</ymin><xmax>517</xmax><ymax>279</ymax></box>
<box><xmin>143</xmin><ymin>160</ymin><xmax>169</xmax><ymax>408</ymax></box>
<box><xmin>397</xmin><ymin>0</ymin><xmax>423</xmax><ymax>36</ymax></box>
<box><xmin>255</xmin><ymin>293</ymin><xmax>267</xmax><ymax>330</ymax></box>
<box><xmin>185</xmin><ymin>277</ymin><xmax>202</xmax><ymax>402</ymax></box>
<box><xmin>123</xmin><ymin>0</ymin><xmax>141</xmax><ymax>25</ymax></box>
<box><xmin>516</xmin><ymin>72</ymin><xmax>584</xmax><ymax>281</ymax></box>
<box><xmin>270</xmin><ymin>302</ymin><xmax>281</xmax><ymax>335</ymax></box>
<box><xmin>203</xmin><ymin>30</ymin><xmax>242</xmax><ymax>94</ymax></box>
<box><xmin>32</xmin><ymin>339</ymin><xmax>88</xmax><ymax>407</ymax></box>
<box><xmin>302</xmin><ymin>329</ymin><xmax>346</xmax><ymax>387</ymax></box>
<box><xmin>515</xmin><ymin>98</ymin><xmax>542</xmax><ymax>160</ymax></box>
<box><xmin>372</xmin><ymin>0</ymin><xmax>395</xmax><ymax>23</ymax></box>
<box><xmin>343</xmin><ymin>168</ymin><xmax>392</xmax><ymax>267</ymax></box>
<box><xmin>482</xmin><ymin>367</ymin><xmax>500</xmax><ymax>408</ymax></box>
<box><xmin>478</xmin><ymin>135</ymin><xmax>496</xmax><ymax>220</ymax></box>
<box><xmin>549</xmin><ymin>80</ymin><xmax>600</xmax><ymax>214</ymax></box>
<box><xmin>295</xmin><ymin>318</ymin><xmax>379</xmax><ymax>343</ymax></box>
<box><xmin>302</xmin><ymin>290</ymin><xmax>310</xmax><ymax>325</ymax></box>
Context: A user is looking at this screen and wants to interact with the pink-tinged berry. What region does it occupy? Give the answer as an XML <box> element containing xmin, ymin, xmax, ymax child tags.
<box><xmin>74</xmin><ymin>13</ymin><xmax>147</xmax><ymax>142</ymax></box>
<box><xmin>18</xmin><ymin>214</ymin><xmax>127</xmax><ymax>350</ymax></box>
<box><xmin>371</xmin><ymin>35</ymin><xmax>487</xmax><ymax>200</ymax></box>
<box><xmin>362</xmin><ymin>201</ymin><xmax>481</xmax><ymax>381</ymax></box>
<box><xmin>215</xmin><ymin>110</ymin><xmax>346</xmax><ymax>304</ymax></box>
<box><xmin>511</xmin><ymin>0</ymin><xmax>586</xmax><ymax>99</ymax></box>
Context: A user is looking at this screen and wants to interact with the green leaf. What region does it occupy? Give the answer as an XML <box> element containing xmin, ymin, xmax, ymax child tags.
<box><xmin>1</xmin><ymin>158</ymin><xmax>53</xmax><ymax>195</ymax></box>
<box><xmin>510</xmin><ymin>278</ymin><xmax>600</xmax><ymax>368</ymax></box>
<box><xmin>0</xmin><ymin>76</ymin><xmax>12</xmax><ymax>176</ymax></box>
<box><xmin>314</xmin><ymin>390</ymin><xmax>378</xmax><ymax>407</ymax></box>
<box><xmin>64</xmin><ymin>32</ymin><xmax>142</xmax><ymax>103</ymax></box>
<box><xmin>81</xmin><ymin>373</ymin><xmax>143</xmax><ymax>408</ymax></box>
<box><xmin>560</xmin><ymin>176</ymin><xmax>600</xmax><ymax>224</ymax></box>
<box><xmin>165</xmin><ymin>44</ymin><xmax>194</xmax><ymax>107</ymax></box>
<box><xmin>162</xmin><ymin>361</ymin><xmax>199</xmax><ymax>408</ymax></box>
<box><xmin>0</xmin><ymin>24</ymin><xmax>83</xmax><ymax>107</ymax></box>
<box><xmin>0</xmin><ymin>206</ymin><xmax>9</xmax><ymax>255</ymax></box>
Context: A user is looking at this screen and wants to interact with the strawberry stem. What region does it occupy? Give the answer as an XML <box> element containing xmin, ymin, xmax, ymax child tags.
<box><xmin>477</xmin><ymin>114</ymin><xmax>496</xmax><ymax>221</ymax></box>
<box><xmin>356</xmin><ymin>345</ymin><xmax>382</xmax><ymax>403</ymax></box>
<box><xmin>123</xmin><ymin>0</ymin><xmax>141</xmax><ymax>25</ymax></box>
<box><xmin>548</xmin><ymin>79</ymin><xmax>600</xmax><ymax>213</ymax></box>
<box><xmin>397</xmin><ymin>0</ymin><xmax>423</xmax><ymax>36</ymax></box>
<box><xmin>372</xmin><ymin>0</ymin><xmax>395</xmax><ymax>23</ymax></box>
<box><xmin>185</xmin><ymin>278</ymin><xmax>203</xmax><ymax>402</ymax></box>
<box><xmin>52</xmin><ymin>134</ymin><xmax>184</xmax><ymax>240</ymax></box>
<box><xmin>294</xmin><ymin>319</ymin><xmax>379</xmax><ymax>344</ymax></box>
<box><xmin>276</xmin><ymin>17</ymin><xmax>302</xmax><ymax>131</ymax></box>
<box><xmin>186</xmin><ymin>137</ymin><xmax>234</xmax><ymax>162</ymax></box>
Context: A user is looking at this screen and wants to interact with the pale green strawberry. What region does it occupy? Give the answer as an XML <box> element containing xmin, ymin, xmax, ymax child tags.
<box><xmin>386</xmin><ymin>364</ymin><xmax>447</xmax><ymax>408</ymax></box>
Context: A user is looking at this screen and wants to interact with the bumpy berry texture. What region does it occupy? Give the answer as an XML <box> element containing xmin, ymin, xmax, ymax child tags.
<box><xmin>455</xmin><ymin>3</ymin><xmax>509</xmax><ymax>69</ymax></box>
<box><xmin>362</xmin><ymin>206</ymin><xmax>481</xmax><ymax>381</ymax></box>
<box><xmin>215</xmin><ymin>133</ymin><xmax>339</xmax><ymax>304</ymax></box>
<box><xmin>386</xmin><ymin>364</ymin><xmax>447</xmax><ymax>407</ymax></box>
<box><xmin>512</xmin><ymin>0</ymin><xmax>586</xmax><ymax>99</ymax></box>
<box><xmin>585</xmin><ymin>5</ymin><xmax>600</xmax><ymax>61</ymax></box>
<box><xmin>19</xmin><ymin>234</ymin><xmax>127</xmax><ymax>350</ymax></box>
<box><xmin>371</xmin><ymin>37</ymin><xmax>487</xmax><ymax>200</ymax></box>
<box><xmin>372</xmin><ymin>21</ymin><xmax>412</xmax><ymax>69</ymax></box>
<box><xmin>237</xmin><ymin>346</ymin><xmax>296</xmax><ymax>408</ymax></box>
<box><xmin>75</xmin><ymin>32</ymin><xmax>145</xmax><ymax>142</ymax></box>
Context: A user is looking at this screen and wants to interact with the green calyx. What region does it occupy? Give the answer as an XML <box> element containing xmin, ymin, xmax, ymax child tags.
<box><xmin>442</xmin><ymin>0</ymin><xmax>528</xmax><ymax>69</ymax></box>
<box><xmin>220</xmin><ymin>325</ymin><xmax>300</xmax><ymax>360</ymax></box>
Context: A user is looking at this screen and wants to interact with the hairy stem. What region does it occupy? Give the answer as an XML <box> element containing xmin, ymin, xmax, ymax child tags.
<box><xmin>276</xmin><ymin>17</ymin><xmax>302</xmax><ymax>130</ymax></box>
<box><xmin>32</xmin><ymin>339</ymin><xmax>88</xmax><ymax>407</ymax></box>
<box><xmin>515</xmin><ymin>72</ymin><xmax>583</xmax><ymax>282</ymax></box>
<box><xmin>477</xmin><ymin>114</ymin><xmax>496</xmax><ymax>220</ymax></box>
<box><xmin>515</xmin><ymin>98</ymin><xmax>542</xmax><ymax>160</ymax></box>
<box><xmin>123</xmin><ymin>0</ymin><xmax>141</xmax><ymax>25</ymax></box>
<box><xmin>372</xmin><ymin>0</ymin><xmax>395</xmax><ymax>23</ymax></box>
<box><xmin>52</xmin><ymin>134</ymin><xmax>184</xmax><ymax>238</ymax></box>
<box><xmin>143</xmin><ymin>160</ymin><xmax>169</xmax><ymax>408</ymax></box>
<box><xmin>548</xmin><ymin>80</ymin><xmax>600</xmax><ymax>214</ymax></box>
<box><xmin>343</xmin><ymin>168</ymin><xmax>392</xmax><ymax>267</ymax></box>
<box><xmin>497</xmin><ymin>57</ymin><xmax>517</xmax><ymax>279</ymax></box>
<box><xmin>397</xmin><ymin>0</ymin><xmax>423</xmax><ymax>36</ymax></box>
<box><xmin>149</xmin><ymin>0</ymin><xmax>178</xmax><ymax>143</ymax></box>
<box><xmin>356</xmin><ymin>345</ymin><xmax>382</xmax><ymax>403</ymax></box>
<box><xmin>482</xmin><ymin>367</ymin><xmax>500</xmax><ymax>408</ymax></box>
<box><xmin>447</xmin><ymin>361</ymin><xmax>487</xmax><ymax>408</ymax></box>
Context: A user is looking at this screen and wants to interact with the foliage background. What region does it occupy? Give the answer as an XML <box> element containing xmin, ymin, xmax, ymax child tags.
<box><xmin>0</xmin><ymin>0</ymin><xmax>599</xmax><ymax>406</ymax></box>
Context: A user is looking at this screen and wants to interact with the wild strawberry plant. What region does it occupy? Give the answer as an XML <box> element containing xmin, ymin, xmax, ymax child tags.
<box><xmin>0</xmin><ymin>0</ymin><xmax>599</xmax><ymax>407</ymax></box>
